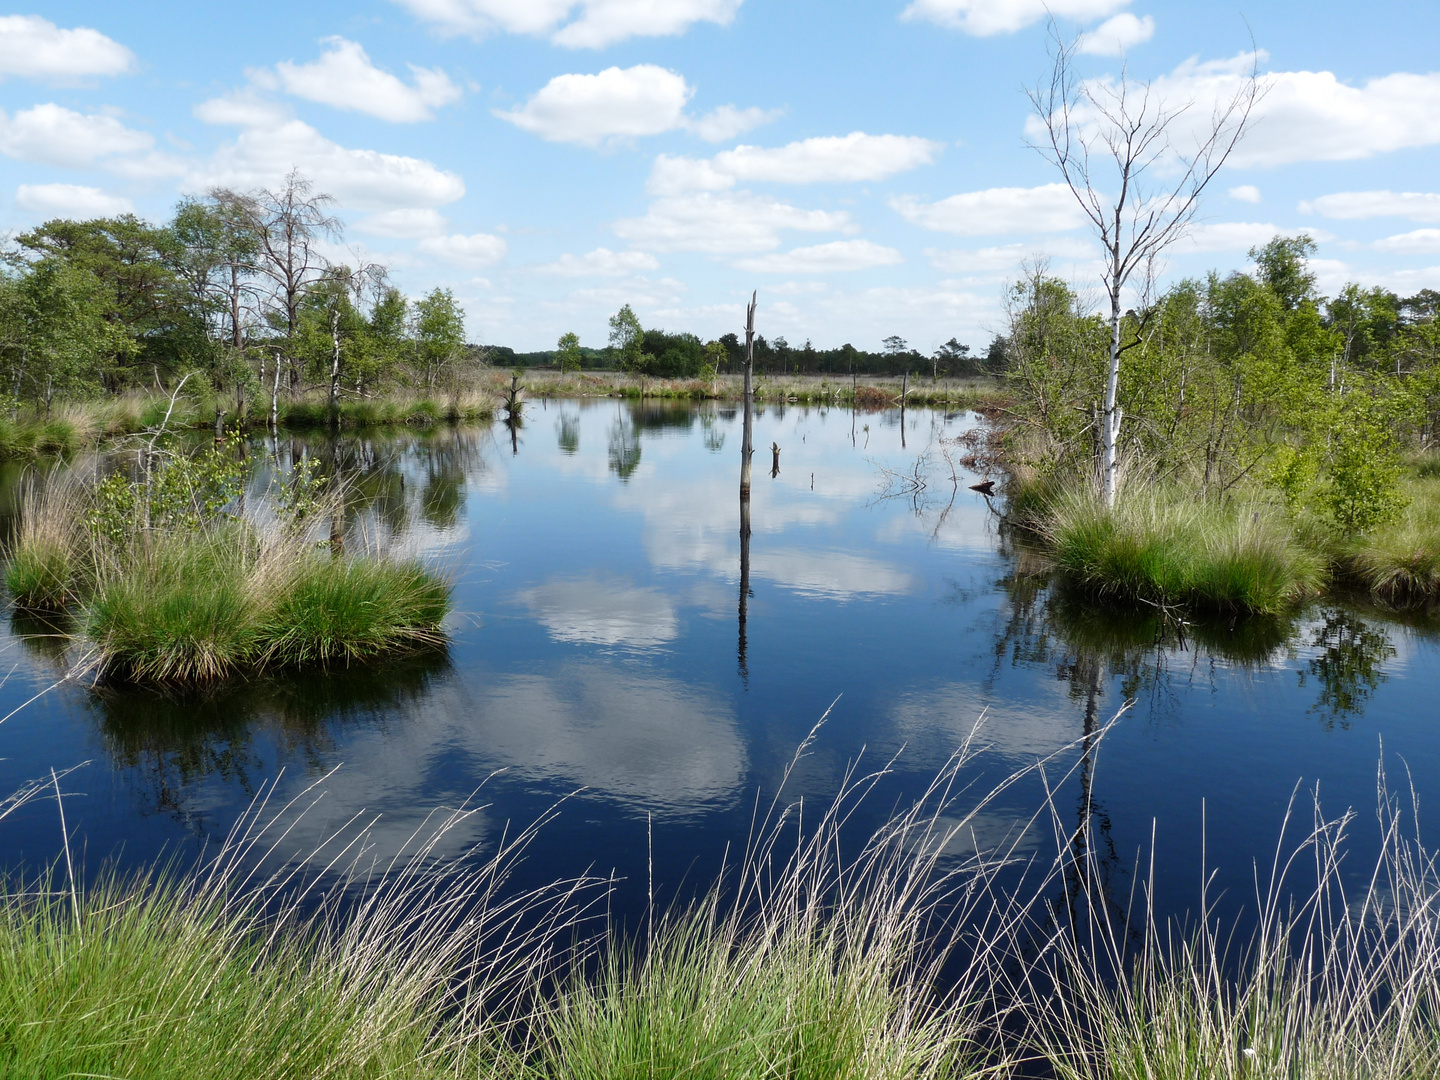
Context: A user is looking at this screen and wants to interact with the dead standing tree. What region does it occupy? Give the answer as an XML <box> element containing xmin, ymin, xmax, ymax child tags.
<box><xmin>1028</xmin><ymin>30</ymin><xmax>1261</xmax><ymax>506</ymax></box>
<box><xmin>233</xmin><ymin>170</ymin><xmax>342</xmax><ymax>394</ymax></box>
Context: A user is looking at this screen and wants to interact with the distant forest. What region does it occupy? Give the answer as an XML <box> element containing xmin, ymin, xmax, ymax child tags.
<box><xmin>491</xmin><ymin>325</ymin><xmax>1000</xmax><ymax>379</ymax></box>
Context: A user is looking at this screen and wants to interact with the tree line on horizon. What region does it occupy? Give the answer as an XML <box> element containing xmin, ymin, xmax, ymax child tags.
<box><xmin>498</xmin><ymin>307</ymin><xmax>1000</xmax><ymax>380</ymax></box>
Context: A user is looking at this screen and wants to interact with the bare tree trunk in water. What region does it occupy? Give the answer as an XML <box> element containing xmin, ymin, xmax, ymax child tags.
<box><xmin>740</xmin><ymin>291</ymin><xmax>756</xmax><ymax>498</ymax></box>
<box><xmin>738</xmin><ymin>290</ymin><xmax>757</xmax><ymax>684</ymax></box>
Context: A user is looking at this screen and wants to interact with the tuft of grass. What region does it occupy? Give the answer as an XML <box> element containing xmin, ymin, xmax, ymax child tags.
<box><xmin>4</xmin><ymin>475</ymin><xmax>87</xmax><ymax>608</ymax></box>
<box><xmin>1042</xmin><ymin>485</ymin><xmax>1325</xmax><ymax>615</ymax></box>
<box><xmin>259</xmin><ymin>556</ymin><xmax>450</xmax><ymax>668</ymax></box>
<box><xmin>85</xmin><ymin>532</ymin><xmax>262</xmax><ymax>682</ymax></box>
<box><xmin>1330</xmin><ymin>478</ymin><xmax>1440</xmax><ymax>602</ymax></box>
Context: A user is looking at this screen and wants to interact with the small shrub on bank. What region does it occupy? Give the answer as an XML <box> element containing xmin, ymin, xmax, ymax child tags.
<box><xmin>1330</xmin><ymin>479</ymin><xmax>1440</xmax><ymax>601</ymax></box>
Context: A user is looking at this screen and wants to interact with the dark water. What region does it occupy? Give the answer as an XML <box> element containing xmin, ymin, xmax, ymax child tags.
<box><xmin>0</xmin><ymin>398</ymin><xmax>1437</xmax><ymax>931</ymax></box>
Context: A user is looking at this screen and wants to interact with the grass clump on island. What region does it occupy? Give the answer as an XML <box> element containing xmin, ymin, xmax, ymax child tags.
<box><xmin>4</xmin><ymin>438</ymin><xmax>449</xmax><ymax>682</ymax></box>
<box><xmin>1038</xmin><ymin>483</ymin><xmax>1326</xmax><ymax>615</ymax></box>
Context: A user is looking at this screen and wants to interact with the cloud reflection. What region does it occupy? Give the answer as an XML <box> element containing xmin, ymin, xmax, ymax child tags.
<box><xmin>467</xmin><ymin>662</ymin><xmax>746</xmax><ymax>818</ymax></box>
<box><xmin>517</xmin><ymin>575</ymin><xmax>679</xmax><ymax>648</ymax></box>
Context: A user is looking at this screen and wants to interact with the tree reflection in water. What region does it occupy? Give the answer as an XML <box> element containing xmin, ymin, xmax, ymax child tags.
<box><xmin>1301</xmin><ymin>610</ymin><xmax>1396</xmax><ymax>729</ymax></box>
<box><xmin>87</xmin><ymin>650</ymin><xmax>453</xmax><ymax>830</ymax></box>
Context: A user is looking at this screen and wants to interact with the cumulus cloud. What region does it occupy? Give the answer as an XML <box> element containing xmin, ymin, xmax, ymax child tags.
<box><xmin>496</xmin><ymin>64</ymin><xmax>772</xmax><ymax>146</ymax></box>
<box><xmin>193</xmin><ymin>91</ymin><xmax>292</xmax><ymax>128</ymax></box>
<box><xmin>1374</xmin><ymin>229</ymin><xmax>1440</xmax><ymax>255</ymax></box>
<box><xmin>734</xmin><ymin>239</ymin><xmax>904</xmax><ymax>274</ymax></box>
<box><xmin>538</xmin><ymin>248</ymin><xmax>661</xmax><ymax>275</ymax></box>
<box><xmin>0</xmin><ymin>103</ymin><xmax>151</xmax><ymax>168</ymax></box>
<box><xmin>392</xmin><ymin>0</ymin><xmax>742</xmax><ymax>49</ymax></box>
<box><xmin>355</xmin><ymin>207</ymin><xmax>449</xmax><ymax>238</ymax></box>
<box><xmin>1066</xmin><ymin>52</ymin><xmax>1440</xmax><ymax>169</ymax></box>
<box><xmin>925</xmin><ymin>237</ymin><xmax>1094</xmax><ymax>273</ymax></box>
<box><xmin>687</xmin><ymin>104</ymin><xmax>784</xmax><ymax>143</ymax></box>
<box><xmin>649</xmin><ymin>132</ymin><xmax>943</xmax><ymax>195</ymax></box>
<box><xmin>900</xmin><ymin>0</ymin><xmax>1129</xmax><ymax>36</ymax></box>
<box><xmin>613</xmin><ymin>191</ymin><xmax>853</xmax><ymax>253</ymax></box>
<box><xmin>269</xmin><ymin>37</ymin><xmax>462</xmax><ymax>122</ymax></box>
<box><xmin>1298</xmin><ymin>190</ymin><xmax>1440</xmax><ymax>223</ymax></box>
<box><xmin>0</xmin><ymin>15</ymin><xmax>135</xmax><ymax>82</ymax></box>
<box><xmin>193</xmin><ymin>110</ymin><xmax>465</xmax><ymax>212</ymax></box>
<box><xmin>1177</xmin><ymin>221</ymin><xmax>1313</xmax><ymax>253</ymax></box>
<box><xmin>1076</xmin><ymin>12</ymin><xmax>1154</xmax><ymax>55</ymax></box>
<box><xmin>16</xmin><ymin>182</ymin><xmax>133</xmax><ymax>218</ymax></box>
<box><xmin>890</xmin><ymin>183</ymin><xmax>1086</xmax><ymax>235</ymax></box>
<box><xmin>1229</xmin><ymin>184</ymin><xmax>1262</xmax><ymax>203</ymax></box>
<box><xmin>416</xmin><ymin>232</ymin><xmax>508</xmax><ymax>266</ymax></box>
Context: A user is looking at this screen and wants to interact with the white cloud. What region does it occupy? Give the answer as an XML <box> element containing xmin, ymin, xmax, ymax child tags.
<box><xmin>1178</xmin><ymin>221</ymin><xmax>1318</xmax><ymax>253</ymax></box>
<box><xmin>926</xmin><ymin>237</ymin><xmax>1094</xmax><ymax>273</ymax></box>
<box><xmin>496</xmin><ymin>66</ymin><xmax>776</xmax><ymax>147</ymax></box>
<box><xmin>271</xmin><ymin>37</ymin><xmax>461</xmax><ymax>123</ymax></box>
<box><xmin>734</xmin><ymin>239</ymin><xmax>904</xmax><ymax>274</ymax></box>
<box><xmin>900</xmin><ymin>0</ymin><xmax>1129</xmax><ymax>36</ymax></box>
<box><xmin>1093</xmin><ymin>52</ymin><xmax>1440</xmax><ymax>169</ymax></box>
<box><xmin>355</xmin><ymin>208</ymin><xmax>449</xmax><ymax>238</ymax></box>
<box><xmin>1229</xmin><ymin>184</ymin><xmax>1262</xmax><ymax>203</ymax></box>
<box><xmin>649</xmin><ymin>132</ymin><xmax>942</xmax><ymax>196</ymax></box>
<box><xmin>16</xmin><ymin>182</ymin><xmax>133</xmax><ymax>218</ymax></box>
<box><xmin>538</xmin><ymin>248</ymin><xmax>661</xmax><ymax>275</ymax></box>
<box><xmin>416</xmin><ymin>232</ymin><xmax>508</xmax><ymax>266</ymax></box>
<box><xmin>1076</xmin><ymin>12</ymin><xmax>1154</xmax><ymax>55</ymax></box>
<box><xmin>0</xmin><ymin>15</ymin><xmax>135</xmax><ymax>82</ymax></box>
<box><xmin>497</xmin><ymin>64</ymin><xmax>689</xmax><ymax>145</ymax></box>
<box><xmin>614</xmin><ymin>191</ymin><xmax>854</xmax><ymax>253</ymax></box>
<box><xmin>890</xmin><ymin>183</ymin><xmax>1086</xmax><ymax>235</ymax></box>
<box><xmin>1374</xmin><ymin>229</ymin><xmax>1440</xmax><ymax>255</ymax></box>
<box><xmin>193</xmin><ymin>91</ymin><xmax>292</xmax><ymax>128</ymax></box>
<box><xmin>392</xmin><ymin>0</ymin><xmax>742</xmax><ymax>49</ymax></box>
<box><xmin>686</xmin><ymin>104</ymin><xmax>782</xmax><ymax>143</ymax></box>
<box><xmin>0</xmin><ymin>103</ymin><xmax>152</xmax><ymax>168</ymax></box>
<box><xmin>193</xmin><ymin>117</ymin><xmax>465</xmax><ymax>212</ymax></box>
<box><xmin>1299</xmin><ymin>190</ymin><xmax>1440</xmax><ymax>223</ymax></box>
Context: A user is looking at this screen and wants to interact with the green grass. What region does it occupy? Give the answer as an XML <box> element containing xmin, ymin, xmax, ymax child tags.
<box><xmin>1042</xmin><ymin>486</ymin><xmax>1326</xmax><ymax>615</ymax></box>
<box><xmin>0</xmin><ymin>734</ymin><xmax>1026</xmax><ymax>1080</ymax></box>
<box><xmin>3</xmin><ymin>738</ymin><xmax>1440</xmax><ymax>1080</ymax></box>
<box><xmin>6</xmin><ymin>465</ymin><xmax>452</xmax><ymax>684</ymax></box>
<box><xmin>1328</xmin><ymin>478</ymin><xmax>1440</xmax><ymax>602</ymax></box>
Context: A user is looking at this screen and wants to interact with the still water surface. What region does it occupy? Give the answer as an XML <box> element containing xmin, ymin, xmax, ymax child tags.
<box><xmin>0</xmin><ymin>398</ymin><xmax>1436</xmax><ymax>927</ymax></box>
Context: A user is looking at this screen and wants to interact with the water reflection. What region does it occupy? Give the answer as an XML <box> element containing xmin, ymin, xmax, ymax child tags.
<box><xmin>470</xmin><ymin>661</ymin><xmax>746</xmax><ymax>818</ymax></box>
<box><xmin>517</xmin><ymin>575</ymin><xmax>679</xmax><ymax>650</ymax></box>
<box><xmin>88</xmin><ymin>651</ymin><xmax>453</xmax><ymax>823</ymax></box>
<box><xmin>1302</xmin><ymin>610</ymin><xmax>1396</xmax><ymax>728</ymax></box>
<box><xmin>607</xmin><ymin>415</ymin><xmax>641</xmax><ymax>480</ymax></box>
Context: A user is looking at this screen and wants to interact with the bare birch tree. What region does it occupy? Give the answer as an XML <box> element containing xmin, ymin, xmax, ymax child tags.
<box><xmin>1028</xmin><ymin>31</ymin><xmax>1262</xmax><ymax>506</ymax></box>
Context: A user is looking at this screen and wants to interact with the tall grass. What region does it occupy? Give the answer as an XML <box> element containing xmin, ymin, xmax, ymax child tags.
<box><xmin>1330</xmin><ymin>478</ymin><xmax>1440</xmax><ymax>602</ymax></box>
<box><xmin>1040</xmin><ymin>484</ymin><xmax>1326</xmax><ymax>615</ymax></box>
<box><xmin>0</xmin><ymin>725</ymin><xmax>1055</xmax><ymax>1080</ymax></box>
<box><xmin>5</xmin><ymin>453</ymin><xmax>452</xmax><ymax>682</ymax></box>
<box><xmin>3</xmin><ymin>730</ymin><xmax>1440</xmax><ymax>1079</ymax></box>
<box><xmin>1027</xmin><ymin>770</ymin><xmax>1440</xmax><ymax>1080</ymax></box>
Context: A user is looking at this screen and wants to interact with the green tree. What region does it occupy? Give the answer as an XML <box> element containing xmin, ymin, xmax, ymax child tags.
<box><xmin>414</xmin><ymin>287</ymin><xmax>467</xmax><ymax>392</ymax></box>
<box><xmin>608</xmin><ymin>304</ymin><xmax>644</xmax><ymax>372</ymax></box>
<box><xmin>556</xmin><ymin>331</ymin><xmax>583</xmax><ymax>373</ymax></box>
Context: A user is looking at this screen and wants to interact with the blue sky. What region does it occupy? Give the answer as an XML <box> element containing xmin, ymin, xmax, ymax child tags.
<box><xmin>2</xmin><ymin>0</ymin><xmax>1438</xmax><ymax>352</ymax></box>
